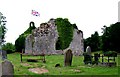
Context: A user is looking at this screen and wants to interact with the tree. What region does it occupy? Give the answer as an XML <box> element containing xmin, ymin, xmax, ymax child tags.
<box><xmin>2</xmin><ymin>43</ymin><xmax>15</xmax><ymax>53</ymax></box>
<box><xmin>101</xmin><ymin>22</ymin><xmax>120</xmax><ymax>53</ymax></box>
<box><xmin>91</xmin><ymin>31</ymin><xmax>100</xmax><ymax>51</ymax></box>
<box><xmin>109</xmin><ymin>22</ymin><xmax>120</xmax><ymax>52</ymax></box>
<box><xmin>0</xmin><ymin>12</ymin><xmax>7</xmax><ymax>47</ymax></box>
<box><xmin>101</xmin><ymin>25</ymin><xmax>111</xmax><ymax>52</ymax></box>
<box><xmin>84</xmin><ymin>31</ymin><xmax>100</xmax><ymax>52</ymax></box>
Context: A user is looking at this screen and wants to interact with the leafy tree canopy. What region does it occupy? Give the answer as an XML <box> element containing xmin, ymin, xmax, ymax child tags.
<box><xmin>84</xmin><ymin>22</ymin><xmax>120</xmax><ymax>53</ymax></box>
<box><xmin>84</xmin><ymin>31</ymin><xmax>100</xmax><ymax>52</ymax></box>
<box><xmin>101</xmin><ymin>22</ymin><xmax>120</xmax><ymax>53</ymax></box>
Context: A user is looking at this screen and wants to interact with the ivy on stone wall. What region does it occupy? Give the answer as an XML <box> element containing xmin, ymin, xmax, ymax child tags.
<box><xmin>15</xmin><ymin>21</ymin><xmax>36</xmax><ymax>52</ymax></box>
<box><xmin>55</xmin><ymin>18</ymin><xmax>74</xmax><ymax>50</ymax></box>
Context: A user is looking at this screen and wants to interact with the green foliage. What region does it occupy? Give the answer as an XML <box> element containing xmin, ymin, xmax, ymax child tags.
<box><xmin>109</xmin><ymin>22</ymin><xmax>120</xmax><ymax>52</ymax></box>
<box><xmin>101</xmin><ymin>22</ymin><xmax>120</xmax><ymax>53</ymax></box>
<box><xmin>55</xmin><ymin>37</ymin><xmax>62</xmax><ymax>50</ymax></box>
<box><xmin>2</xmin><ymin>43</ymin><xmax>15</xmax><ymax>53</ymax></box>
<box><xmin>85</xmin><ymin>22</ymin><xmax>120</xmax><ymax>53</ymax></box>
<box><xmin>55</xmin><ymin>18</ymin><xmax>74</xmax><ymax>50</ymax></box>
<box><xmin>0</xmin><ymin>12</ymin><xmax>7</xmax><ymax>45</ymax></box>
<box><xmin>15</xmin><ymin>21</ymin><xmax>36</xmax><ymax>52</ymax></box>
<box><xmin>103</xmin><ymin>51</ymin><xmax>117</xmax><ymax>57</ymax></box>
<box><xmin>101</xmin><ymin>25</ymin><xmax>111</xmax><ymax>52</ymax></box>
<box><xmin>24</xmin><ymin>21</ymin><xmax>36</xmax><ymax>34</ymax></box>
<box><xmin>15</xmin><ymin>35</ymin><xmax>26</xmax><ymax>52</ymax></box>
<box><xmin>84</xmin><ymin>31</ymin><xmax>100</xmax><ymax>52</ymax></box>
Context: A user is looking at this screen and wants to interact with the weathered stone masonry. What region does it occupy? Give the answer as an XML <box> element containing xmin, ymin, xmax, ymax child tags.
<box><xmin>25</xmin><ymin>19</ymin><xmax>84</xmax><ymax>55</ymax></box>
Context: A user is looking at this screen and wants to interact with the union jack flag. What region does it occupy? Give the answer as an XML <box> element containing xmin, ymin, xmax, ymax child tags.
<box><xmin>31</xmin><ymin>10</ymin><xmax>40</xmax><ymax>16</ymax></box>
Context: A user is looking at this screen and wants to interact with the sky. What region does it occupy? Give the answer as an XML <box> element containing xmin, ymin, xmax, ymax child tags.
<box><xmin>0</xmin><ymin>0</ymin><xmax>119</xmax><ymax>44</ymax></box>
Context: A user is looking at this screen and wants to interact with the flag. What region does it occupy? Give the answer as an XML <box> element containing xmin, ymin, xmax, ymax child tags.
<box><xmin>31</xmin><ymin>10</ymin><xmax>40</xmax><ymax>16</ymax></box>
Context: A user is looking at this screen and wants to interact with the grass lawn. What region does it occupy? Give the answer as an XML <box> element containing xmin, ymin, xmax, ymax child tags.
<box><xmin>7</xmin><ymin>52</ymin><xmax>119</xmax><ymax>76</ymax></box>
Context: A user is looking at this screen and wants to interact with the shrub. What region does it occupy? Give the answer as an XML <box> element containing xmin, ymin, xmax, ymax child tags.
<box><xmin>103</xmin><ymin>51</ymin><xmax>117</xmax><ymax>57</ymax></box>
<box><xmin>2</xmin><ymin>43</ymin><xmax>15</xmax><ymax>54</ymax></box>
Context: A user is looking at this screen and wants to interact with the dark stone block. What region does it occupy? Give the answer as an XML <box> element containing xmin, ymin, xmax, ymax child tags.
<box><xmin>64</xmin><ymin>49</ymin><xmax>73</xmax><ymax>66</ymax></box>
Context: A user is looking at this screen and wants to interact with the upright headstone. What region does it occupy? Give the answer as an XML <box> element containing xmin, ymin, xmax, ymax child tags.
<box><xmin>0</xmin><ymin>60</ymin><xmax>14</xmax><ymax>76</ymax></box>
<box><xmin>83</xmin><ymin>46</ymin><xmax>92</xmax><ymax>65</ymax></box>
<box><xmin>64</xmin><ymin>49</ymin><xmax>73</xmax><ymax>66</ymax></box>
<box><xmin>83</xmin><ymin>52</ymin><xmax>92</xmax><ymax>64</ymax></box>
<box><xmin>0</xmin><ymin>50</ymin><xmax>7</xmax><ymax>60</ymax></box>
<box><xmin>86</xmin><ymin>46</ymin><xmax>91</xmax><ymax>55</ymax></box>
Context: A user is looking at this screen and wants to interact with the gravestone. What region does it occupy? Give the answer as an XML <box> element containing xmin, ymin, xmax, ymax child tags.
<box><xmin>0</xmin><ymin>60</ymin><xmax>14</xmax><ymax>76</ymax></box>
<box><xmin>0</xmin><ymin>50</ymin><xmax>7</xmax><ymax>60</ymax></box>
<box><xmin>86</xmin><ymin>46</ymin><xmax>91</xmax><ymax>55</ymax></box>
<box><xmin>83</xmin><ymin>52</ymin><xmax>92</xmax><ymax>64</ymax></box>
<box><xmin>94</xmin><ymin>53</ymin><xmax>100</xmax><ymax>65</ymax></box>
<box><xmin>83</xmin><ymin>46</ymin><xmax>92</xmax><ymax>65</ymax></box>
<box><xmin>64</xmin><ymin>49</ymin><xmax>73</xmax><ymax>66</ymax></box>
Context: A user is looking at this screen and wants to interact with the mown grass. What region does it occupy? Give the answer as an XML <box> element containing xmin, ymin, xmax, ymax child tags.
<box><xmin>7</xmin><ymin>52</ymin><xmax>119</xmax><ymax>75</ymax></box>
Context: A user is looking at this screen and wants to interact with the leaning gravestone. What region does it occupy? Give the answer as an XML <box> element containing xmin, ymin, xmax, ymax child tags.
<box><xmin>64</xmin><ymin>49</ymin><xmax>73</xmax><ymax>66</ymax></box>
<box><xmin>86</xmin><ymin>46</ymin><xmax>91</xmax><ymax>55</ymax></box>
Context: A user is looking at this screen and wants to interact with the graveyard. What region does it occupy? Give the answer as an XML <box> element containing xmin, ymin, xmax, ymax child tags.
<box><xmin>0</xmin><ymin>18</ymin><xmax>120</xmax><ymax>76</ymax></box>
<box><xmin>5</xmin><ymin>52</ymin><xmax>119</xmax><ymax>75</ymax></box>
<box><xmin>0</xmin><ymin>13</ymin><xmax>120</xmax><ymax>76</ymax></box>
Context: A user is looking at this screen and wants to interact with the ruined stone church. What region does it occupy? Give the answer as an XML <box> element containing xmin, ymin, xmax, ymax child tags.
<box><xmin>25</xmin><ymin>19</ymin><xmax>84</xmax><ymax>56</ymax></box>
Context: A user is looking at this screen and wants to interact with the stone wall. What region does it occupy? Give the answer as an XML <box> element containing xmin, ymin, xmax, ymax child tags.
<box><xmin>25</xmin><ymin>19</ymin><xmax>59</xmax><ymax>55</ymax></box>
<box><xmin>64</xmin><ymin>29</ymin><xmax>84</xmax><ymax>56</ymax></box>
<box><xmin>25</xmin><ymin>34</ymin><xmax>34</xmax><ymax>54</ymax></box>
<box><xmin>25</xmin><ymin>19</ymin><xmax>84</xmax><ymax>55</ymax></box>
